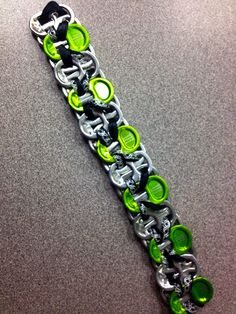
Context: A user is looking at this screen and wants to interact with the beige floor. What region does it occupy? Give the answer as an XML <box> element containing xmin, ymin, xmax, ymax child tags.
<box><xmin>1</xmin><ymin>0</ymin><xmax>235</xmax><ymax>313</ymax></box>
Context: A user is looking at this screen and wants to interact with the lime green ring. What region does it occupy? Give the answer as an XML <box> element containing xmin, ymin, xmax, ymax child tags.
<box><xmin>96</xmin><ymin>140</ymin><xmax>116</xmax><ymax>163</ymax></box>
<box><xmin>66</xmin><ymin>23</ymin><xmax>90</xmax><ymax>52</ymax></box>
<box><xmin>68</xmin><ymin>90</ymin><xmax>83</xmax><ymax>112</ymax></box>
<box><xmin>169</xmin><ymin>225</ymin><xmax>192</xmax><ymax>255</ymax></box>
<box><xmin>123</xmin><ymin>188</ymin><xmax>140</xmax><ymax>213</ymax></box>
<box><xmin>117</xmin><ymin>125</ymin><xmax>141</xmax><ymax>154</ymax></box>
<box><xmin>43</xmin><ymin>35</ymin><xmax>61</xmax><ymax>61</ymax></box>
<box><xmin>190</xmin><ymin>277</ymin><xmax>214</xmax><ymax>305</ymax></box>
<box><xmin>88</xmin><ymin>78</ymin><xmax>114</xmax><ymax>103</ymax></box>
<box><xmin>148</xmin><ymin>238</ymin><xmax>163</xmax><ymax>264</ymax></box>
<box><xmin>145</xmin><ymin>175</ymin><xmax>169</xmax><ymax>204</ymax></box>
<box><xmin>169</xmin><ymin>292</ymin><xmax>187</xmax><ymax>314</ymax></box>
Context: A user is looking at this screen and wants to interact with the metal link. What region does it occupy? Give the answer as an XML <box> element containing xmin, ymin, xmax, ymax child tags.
<box><xmin>30</xmin><ymin>4</ymin><xmax>75</xmax><ymax>37</ymax></box>
<box><xmin>79</xmin><ymin>103</ymin><xmax>122</xmax><ymax>139</ymax></box>
<box><xmin>54</xmin><ymin>51</ymin><xmax>99</xmax><ymax>88</ymax></box>
<box><xmin>109</xmin><ymin>151</ymin><xmax>153</xmax><ymax>188</ymax></box>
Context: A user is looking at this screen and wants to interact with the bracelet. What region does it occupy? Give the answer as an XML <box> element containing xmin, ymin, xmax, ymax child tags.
<box><xmin>30</xmin><ymin>2</ymin><xmax>214</xmax><ymax>313</ymax></box>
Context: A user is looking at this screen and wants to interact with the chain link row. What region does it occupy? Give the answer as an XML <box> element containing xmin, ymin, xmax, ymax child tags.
<box><xmin>30</xmin><ymin>2</ymin><xmax>213</xmax><ymax>313</ymax></box>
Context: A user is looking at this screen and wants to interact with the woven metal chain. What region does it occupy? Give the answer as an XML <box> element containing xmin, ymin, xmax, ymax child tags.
<box><xmin>30</xmin><ymin>2</ymin><xmax>214</xmax><ymax>313</ymax></box>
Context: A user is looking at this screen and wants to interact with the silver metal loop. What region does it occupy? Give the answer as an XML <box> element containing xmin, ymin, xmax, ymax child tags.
<box><xmin>74</xmin><ymin>17</ymin><xmax>82</xmax><ymax>25</ymax></box>
<box><xmin>156</xmin><ymin>264</ymin><xmax>176</xmax><ymax>291</ymax></box>
<box><xmin>79</xmin><ymin>104</ymin><xmax>122</xmax><ymax>140</ymax></box>
<box><xmin>99</xmin><ymin>69</ymin><xmax>106</xmax><ymax>78</ymax></box>
<box><xmin>88</xmin><ymin>139</ymin><xmax>97</xmax><ymax>153</ymax></box>
<box><xmin>109</xmin><ymin>164</ymin><xmax>133</xmax><ymax>188</ymax></box>
<box><xmin>173</xmin><ymin>254</ymin><xmax>199</xmax><ymax>283</ymax></box>
<box><xmin>108</xmin><ymin>151</ymin><xmax>153</xmax><ymax>189</ymax></box>
<box><xmin>62</xmin><ymin>87</ymin><xmax>69</xmax><ymax>98</ymax></box>
<box><xmin>54</xmin><ymin>51</ymin><xmax>100</xmax><ymax>88</ymax></box>
<box><xmin>37</xmin><ymin>36</ymin><xmax>44</xmax><ymax>46</ymax></box>
<box><xmin>54</xmin><ymin>61</ymin><xmax>85</xmax><ymax>88</ymax></box>
<box><xmin>96</xmin><ymin>103</ymin><xmax>124</xmax><ymax>130</ymax></box>
<box><xmin>133</xmin><ymin>216</ymin><xmax>157</xmax><ymax>240</ymax></box>
<box><xmin>79</xmin><ymin>114</ymin><xmax>102</xmax><ymax>139</ymax></box>
<box><xmin>141</xmin><ymin>201</ymin><xmax>178</xmax><ymax>230</ymax></box>
<box><xmin>157</xmin><ymin>254</ymin><xmax>199</xmax><ymax>297</ymax></box>
<box><xmin>127</xmin><ymin>211</ymin><xmax>141</xmax><ymax>222</ymax></box>
<box><xmin>121</xmin><ymin>117</ymin><xmax>129</xmax><ymax>126</ymax></box>
<box><xmin>113</xmin><ymin>94</ymin><xmax>121</xmax><ymax>108</ymax></box>
<box><xmin>30</xmin><ymin>4</ymin><xmax>75</xmax><ymax>37</ymax></box>
<box><xmin>73</xmin><ymin>51</ymin><xmax>100</xmax><ymax>76</ymax></box>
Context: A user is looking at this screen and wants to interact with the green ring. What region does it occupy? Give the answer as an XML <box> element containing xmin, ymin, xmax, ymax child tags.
<box><xmin>169</xmin><ymin>292</ymin><xmax>187</xmax><ymax>314</ymax></box>
<box><xmin>123</xmin><ymin>188</ymin><xmax>140</xmax><ymax>213</ymax></box>
<box><xmin>96</xmin><ymin>140</ymin><xmax>116</xmax><ymax>163</ymax></box>
<box><xmin>169</xmin><ymin>225</ymin><xmax>192</xmax><ymax>255</ymax></box>
<box><xmin>66</xmin><ymin>23</ymin><xmax>90</xmax><ymax>52</ymax></box>
<box><xmin>190</xmin><ymin>276</ymin><xmax>214</xmax><ymax>305</ymax></box>
<box><xmin>117</xmin><ymin>125</ymin><xmax>141</xmax><ymax>154</ymax></box>
<box><xmin>148</xmin><ymin>238</ymin><xmax>163</xmax><ymax>264</ymax></box>
<box><xmin>68</xmin><ymin>90</ymin><xmax>83</xmax><ymax>112</ymax></box>
<box><xmin>88</xmin><ymin>78</ymin><xmax>114</xmax><ymax>103</ymax></box>
<box><xmin>145</xmin><ymin>175</ymin><xmax>169</xmax><ymax>204</ymax></box>
<box><xmin>43</xmin><ymin>35</ymin><xmax>61</xmax><ymax>61</ymax></box>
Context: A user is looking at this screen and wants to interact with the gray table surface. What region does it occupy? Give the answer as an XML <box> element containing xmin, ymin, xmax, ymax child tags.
<box><xmin>1</xmin><ymin>0</ymin><xmax>236</xmax><ymax>313</ymax></box>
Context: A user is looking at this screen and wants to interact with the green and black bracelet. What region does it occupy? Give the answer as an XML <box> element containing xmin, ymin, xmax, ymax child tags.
<box><xmin>30</xmin><ymin>2</ymin><xmax>214</xmax><ymax>313</ymax></box>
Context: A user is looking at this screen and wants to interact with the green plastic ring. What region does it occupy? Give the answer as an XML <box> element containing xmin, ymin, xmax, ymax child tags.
<box><xmin>190</xmin><ymin>276</ymin><xmax>214</xmax><ymax>305</ymax></box>
<box><xmin>148</xmin><ymin>238</ymin><xmax>163</xmax><ymax>264</ymax></box>
<box><xmin>88</xmin><ymin>78</ymin><xmax>114</xmax><ymax>103</ymax></box>
<box><xmin>68</xmin><ymin>90</ymin><xmax>83</xmax><ymax>112</ymax></box>
<box><xmin>145</xmin><ymin>175</ymin><xmax>169</xmax><ymax>204</ymax></box>
<box><xmin>123</xmin><ymin>188</ymin><xmax>140</xmax><ymax>213</ymax></box>
<box><xmin>169</xmin><ymin>292</ymin><xmax>187</xmax><ymax>314</ymax></box>
<box><xmin>43</xmin><ymin>23</ymin><xmax>90</xmax><ymax>61</ymax></box>
<box><xmin>169</xmin><ymin>225</ymin><xmax>192</xmax><ymax>255</ymax></box>
<box><xmin>117</xmin><ymin>125</ymin><xmax>140</xmax><ymax>154</ymax></box>
<box><xmin>66</xmin><ymin>23</ymin><xmax>90</xmax><ymax>52</ymax></box>
<box><xmin>43</xmin><ymin>35</ymin><xmax>61</xmax><ymax>61</ymax></box>
<box><xmin>96</xmin><ymin>140</ymin><xmax>116</xmax><ymax>163</ymax></box>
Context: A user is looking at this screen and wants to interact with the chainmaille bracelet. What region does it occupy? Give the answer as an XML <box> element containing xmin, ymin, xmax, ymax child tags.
<box><xmin>29</xmin><ymin>2</ymin><xmax>214</xmax><ymax>313</ymax></box>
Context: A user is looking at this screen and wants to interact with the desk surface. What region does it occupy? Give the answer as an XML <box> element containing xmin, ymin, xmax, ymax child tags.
<box><xmin>1</xmin><ymin>0</ymin><xmax>235</xmax><ymax>313</ymax></box>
